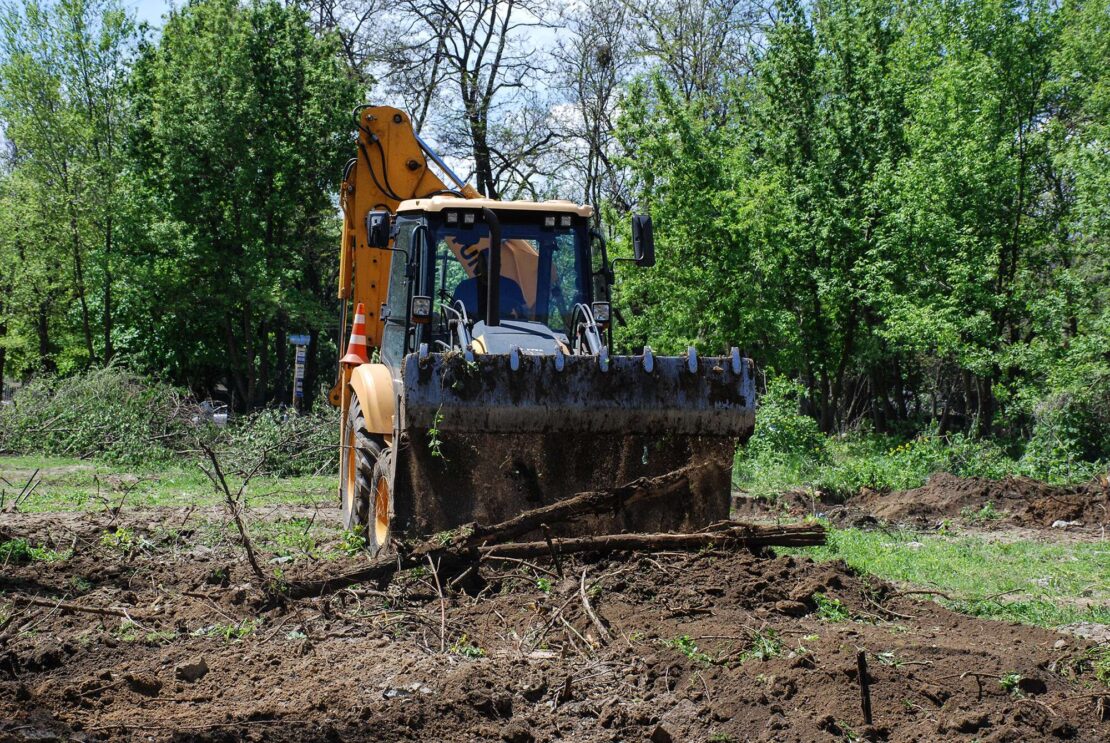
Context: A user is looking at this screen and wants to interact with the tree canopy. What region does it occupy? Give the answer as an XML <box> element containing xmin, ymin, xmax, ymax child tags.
<box><xmin>0</xmin><ymin>0</ymin><xmax>1107</xmax><ymax>465</ymax></box>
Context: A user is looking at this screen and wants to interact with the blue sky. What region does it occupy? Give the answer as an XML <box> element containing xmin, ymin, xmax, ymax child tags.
<box><xmin>130</xmin><ymin>0</ymin><xmax>168</xmax><ymax>27</ymax></box>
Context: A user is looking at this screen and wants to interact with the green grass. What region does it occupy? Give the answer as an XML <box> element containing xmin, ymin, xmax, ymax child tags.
<box><xmin>783</xmin><ymin>528</ymin><xmax>1110</xmax><ymax>628</ymax></box>
<box><xmin>734</xmin><ymin>430</ymin><xmax>1105</xmax><ymax>502</ymax></box>
<box><xmin>0</xmin><ymin>455</ymin><xmax>334</xmax><ymax>512</ymax></box>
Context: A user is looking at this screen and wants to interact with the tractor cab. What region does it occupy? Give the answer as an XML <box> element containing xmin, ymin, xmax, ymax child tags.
<box><xmin>373</xmin><ymin>196</ymin><xmax>609</xmax><ymax>368</ymax></box>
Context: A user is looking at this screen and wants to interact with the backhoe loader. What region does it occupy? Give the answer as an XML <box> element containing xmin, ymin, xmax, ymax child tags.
<box><xmin>332</xmin><ymin>106</ymin><xmax>756</xmax><ymax>554</ymax></box>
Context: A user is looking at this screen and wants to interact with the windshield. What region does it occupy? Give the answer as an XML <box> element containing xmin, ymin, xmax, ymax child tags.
<box><xmin>425</xmin><ymin>212</ymin><xmax>588</xmax><ymax>336</ymax></box>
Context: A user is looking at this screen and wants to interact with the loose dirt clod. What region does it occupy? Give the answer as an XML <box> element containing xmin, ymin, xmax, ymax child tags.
<box><xmin>739</xmin><ymin>472</ymin><xmax>1110</xmax><ymax>532</ymax></box>
<box><xmin>174</xmin><ymin>657</ymin><xmax>209</xmax><ymax>683</ymax></box>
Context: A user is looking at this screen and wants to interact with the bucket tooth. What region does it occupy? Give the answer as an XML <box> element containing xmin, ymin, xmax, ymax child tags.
<box><xmin>642</xmin><ymin>345</ymin><xmax>654</xmax><ymax>374</ymax></box>
<box><xmin>686</xmin><ymin>347</ymin><xmax>698</xmax><ymax>373</ymax></box>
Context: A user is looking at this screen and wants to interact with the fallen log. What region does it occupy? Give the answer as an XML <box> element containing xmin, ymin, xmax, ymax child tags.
<box><xmin>453</xmin><ymin>460</ymin><xmax>722</xmax><ymax>548</ymax></box>
<box><xmin>287</xmin><ymin>462</ymin><xmax>718</xmax><ymax>599</ymax></box>
<box><xmin>287</xmin><ymin>520</ymin><xmax>825</xmax><ymax>599</ymax></box>
<box><xmin>13</xmin><ymin>595</ymin><xmax>151</xmax><ymax>620</ymax></box>
<box><xmin>287</xmin><ymin>461</ymin><xmax>824</xmax><ymax>599</ymax></box>
<box><xmin>478</xmin><ymin>523</ymin><xmax>826</xmax><ymax>560</ymax></box>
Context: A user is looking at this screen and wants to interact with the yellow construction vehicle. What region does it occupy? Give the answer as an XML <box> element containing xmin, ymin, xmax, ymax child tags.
<box><xmin>332</xmin><ymin>105</ymin><xmax>756</xmax><ymax>554</ymax></box>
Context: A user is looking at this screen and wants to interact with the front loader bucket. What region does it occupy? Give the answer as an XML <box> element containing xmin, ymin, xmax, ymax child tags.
<box><xmin>391</xmin><ymin>350</ymin><xmax>756</xmax><ymax>539</ymax></box>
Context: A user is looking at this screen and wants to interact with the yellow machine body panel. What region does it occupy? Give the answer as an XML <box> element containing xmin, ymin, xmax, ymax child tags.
<box><xmin>348</xmin><ymin>363</ymin><xmax>394</xmax><ymax>436</ymax></box>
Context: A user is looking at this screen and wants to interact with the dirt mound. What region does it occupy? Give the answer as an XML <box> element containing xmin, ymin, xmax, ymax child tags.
<box><xmin>1</xmin><ymin>506</ymin><xmax>1107</xmax><ymax>741</ymax></box>
<box><xmin>736</xmin><ymin>473</ymin><xmax>1110</xmax><ymax>532</ymax></box>
<box><xmin>852</xmin><ymin>473</ymin><xmax>1110</xmax><ymax>529</ymax></box>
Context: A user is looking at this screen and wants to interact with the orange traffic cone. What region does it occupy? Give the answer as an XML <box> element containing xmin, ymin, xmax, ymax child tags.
<box><xmin>340</xmin><ymin>302</ymin><xmax>370</xmax><ymax>366</ymax></box>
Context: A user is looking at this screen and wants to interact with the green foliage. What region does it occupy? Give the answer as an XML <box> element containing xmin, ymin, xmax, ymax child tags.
<box><xmin>1086</xmin><ymin>646</ymin><xmax>1110</xmax><ymax>686</ymax></box>
<box><xmin>219</xmin><ymin>401</ymin><xmax>339</xmax><ymax>477</ymax></box>
<box><xmin>960</xmin><ymin>502</ymin><xmax>1003</xmax><ymax>523</ymax></box>
<box><xmin>0</xmin><ymin>0</ymin><xmax>358</xmax><ymax>409</ymax></box>
<box><xmin>736</xmin><ymin>425</ymin><xmax>1035</xmax><ymax>502</ymax></box>
<box><xmin>740</xmin><ymin>629</ymin><xmax>783</xmax><ymax>663</ymax></box>
<box><xmin>999</xmin><ymin>672</ymin><xmax>1023</xmax><ymax>697</ymax></box>
<box><xmin>813</xmin><ymin>592</ymin><xmax>851</xmax><ymax>622</ymax></box>
<box><xmin>748</xmin><ymin>378</ymin><xmax>826</xmax><ymax>460</ymax></box>
<box><xmin>0</xmin><ymin>368</ymin><xmax>339</xmax><ymax>475</ymax></box>
<box><xmin>431</xmin><ymin>525</ymin><xmax>473</xmax><ymax>546</ymax></box>
<box><xmin>615</xmin><ymin>0</ymin><xmax>1110</xmax><ymax>464</ymax></box>
<box><xmin>0</xmin><ymin>0</ymin><xmax>137</xmax><ymax>377</ymax></box>
<box><xmin>99</xmin><ymin>527</ymin><xmax>137</xmax><ymax>553</ymax></box>
<box><xmin>191</xmin><ymin>619</ymin><xmax>259</xmax><ymax>642</ymax></box>
<box><xmin>123</xmin><ymin>0</ymin><xmax>359</xmax><ymax>405</ymax></box>
<box><xmin>663</xmin><ymin>634</ymin><xmax>714</xmax><ymax>665</ymax></box>
<box><xmin>428</xmin><ymin>407</ymin><xmax>446</xmax><ymax>460</ymax></box>
<box><xmin>874</xmin><ymin>651</ymin><xmax>904</xmax><ymax>668</ymax></box>
<box><xmin>1021</xmin><ymin>377</ymin><xmax>1110</xmax><ymax>481</ymax></box>
<box><xmin>535</xmin><ymin>577</ymin><xmax>553</xmax><ymax>594</ymax></box>
<box><xmin>143</xmin><ymin>630</ymin><xmax>176</xmax><ymax>645</ymax></box>
<box><xmin>0</xmin><ymin>367</ymin><xmax>203</xmax><ymax>464</ymax></box>
<box><xmin>0</xmin><ymin>537</ymin><xmax>68</xmax><ymax>562</ymax></box>
<box><xmin>339</xmin><ymin>529</ymin><xmax>366</xmax><ymax>555</ymax></box>
<box><xmin>449</xmin><ymin>633</ymin><xmax>485</xmax><ymax>658</ymax></box>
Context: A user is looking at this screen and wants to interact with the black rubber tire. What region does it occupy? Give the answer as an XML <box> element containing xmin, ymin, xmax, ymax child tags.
<box><xmin>340</xmin><ymin>395</ymin><xmax>384</xmax><ymax>535</ymax></box>
<box><xmin>367</xmin><ymin>447</ymin><xmax>393</xmax><ymax>556</ymax></box>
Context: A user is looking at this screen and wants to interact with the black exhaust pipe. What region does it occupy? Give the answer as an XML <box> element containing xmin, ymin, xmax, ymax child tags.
<box><xmin>483</xmin><ymin>207</ymin><xmax>501</xmax><ymax>326</ymax></box>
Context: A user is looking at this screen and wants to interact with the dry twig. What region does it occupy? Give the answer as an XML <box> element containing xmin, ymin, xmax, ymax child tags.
<box><xmin>199</xmin><ymin>444</ymin><xmax>267</xmax><ymax>589</ymax></box>
<box><xmin>579</xmin><ymin>569</ymin><xmax>611</xmax><ymax>646</ymax></box>
<box><xmin>13</xmin><ymin>595</ymin><xmax>150</xmax><ymax>620</ymax></box>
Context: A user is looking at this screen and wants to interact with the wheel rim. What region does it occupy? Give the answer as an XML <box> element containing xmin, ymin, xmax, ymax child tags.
<box><xmin>344</xmin><ymin>425</ymin><xmax>356</xmax><ymax>522</ymax></box>
<box><xmin>374</xmin><ymin>475</ymin><xmax>390</xmax><ymax>546</ymax></box>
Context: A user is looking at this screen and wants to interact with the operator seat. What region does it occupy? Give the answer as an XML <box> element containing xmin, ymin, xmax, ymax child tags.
<box><xmin>452</xmin><ymin>276</ymin><xmax>529</xmax><ymax>319</ymax></box>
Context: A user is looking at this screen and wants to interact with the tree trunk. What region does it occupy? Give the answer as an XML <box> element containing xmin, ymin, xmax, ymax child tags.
<box><xmin>0</xmin><ymin>313</ymin><xmax>7</xmax><ymax>396</ymax></box>
<box><xmin>976</xmin><ymin>376</ymin><xmax>994</xmax><ymax>436</ymax></box>
<box><xmin>258</xmin><ymin>319</ymin><xmax>270</xmax><ymax>405</ymax></box>
<box><xmin>103</xmin><ymin>213</ymin><xmax>113</xmax><ymax>362</ymax></box>
<box><xmin>37</xmin><ymin>300</ymin><xmax>55</xmax><ymax>374</ymax></box>
<box><xmin>222</xmin><ymin>318</ymin><xmax>250</xmax><ymax>412</ymax></box>
<box><xmin>69</xmin><ymin>212</ymin><xmax>95</xmax><ymax>365</ymax></box>
<box><xmin>275</xmin><ymin>320</ymin><xmax>288</xmax><ymax>404</ymax></box>
<box><xmin>304</xmin><ymin>329</ymin><xmax>320</xmax><ymax>410</ymax></box>
<box><xmin>242</xmin><ymin>305</ymin><xmax>256</xmax><ymax>408</ymax></box>
<box><xmin>819</xmin><ymin>369</ymin><xmax>833</xmax><ymax>433</ymax></box>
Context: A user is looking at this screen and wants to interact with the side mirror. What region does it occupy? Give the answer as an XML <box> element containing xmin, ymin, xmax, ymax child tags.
<box><xmin>366</xmin><ymin>211</ymin><xmax>391</xmax><ymax>248</ymax></box>
<box><xmin>631</xmin><ymin>215</ymin><xmax>655</xmax><ymax>268</ymax></box>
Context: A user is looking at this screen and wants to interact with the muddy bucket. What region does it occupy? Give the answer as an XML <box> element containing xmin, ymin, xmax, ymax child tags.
<box><xmin>389</xmin><ymin>349</ymin><xmax>756</xmax><ymax>538</ymax></box>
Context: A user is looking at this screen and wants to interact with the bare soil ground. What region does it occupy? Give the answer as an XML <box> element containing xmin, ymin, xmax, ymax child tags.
<box><xmin>2</xmin><ymin>498</ymin><xmax>1108</xmax><ymax>742</ymax></box>
<box><xmin>735</xmin><ymin>473</ymin><xmax>1110</xmax><ymax>535</ymax></box>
